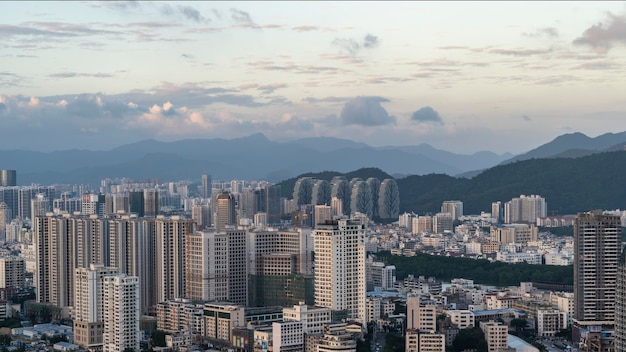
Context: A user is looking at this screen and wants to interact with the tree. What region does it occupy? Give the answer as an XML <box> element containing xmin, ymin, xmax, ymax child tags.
<box><xmin>49</xmin><ymin>334</ymin><xmax>68</xmax><ymax>344</ymax></box>
<box><xmin>453</xmin><ymin>327</ymin><xmax>488</xmax><ymax>352</ymax></box>
<box><xmin>151</xmin><ymin>330</ymin><xmax>167</xmax><ymax>347</ymax></box>
<box><xmin>0</xmin><ymin>335</ymin><xmax>11</xmax><ymax>346</ymax></box>
<box><xmin>510</xmin><ymin>318</ymin><xmax>527</xmax><ymax>333</ymax></box>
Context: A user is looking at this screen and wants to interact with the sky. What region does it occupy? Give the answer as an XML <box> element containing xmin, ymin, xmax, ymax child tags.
<box><xmin>2</xmin><ymin>1</ymin><xmax>626</xmax><ymax>154</ymax></box>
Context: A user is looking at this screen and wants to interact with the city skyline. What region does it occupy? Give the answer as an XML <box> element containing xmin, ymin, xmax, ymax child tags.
<box><xmin>2</xmin><ymin>2</ymin><xmax>626</xmax><ymax>153</ymax></box>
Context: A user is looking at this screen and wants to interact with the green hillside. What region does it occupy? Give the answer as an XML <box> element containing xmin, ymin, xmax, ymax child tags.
<box><xmin>278</xmin><ymin>151</ymin><xmax>626</xmax><ymax>215</ymax></box>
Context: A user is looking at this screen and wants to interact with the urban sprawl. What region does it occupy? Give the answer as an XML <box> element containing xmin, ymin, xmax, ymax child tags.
<box><xmin>0</xmin><ymin>169</ymin><xmax>622</xmax><ymax>352</ymax></box>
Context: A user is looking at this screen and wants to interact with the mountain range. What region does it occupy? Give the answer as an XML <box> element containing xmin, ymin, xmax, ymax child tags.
<box><xmin>1</xmin><ymin>131</ymin><xmax>625</xmax><ymax>187</ymax></box>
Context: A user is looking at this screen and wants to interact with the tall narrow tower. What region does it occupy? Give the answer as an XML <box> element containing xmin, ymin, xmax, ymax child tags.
<box><xmin>573</xmin><ymin>211</ymin><xmax>620</xmax><ymax>341</ymax></box>
<box><xmin>74</xmin><ymin>265</ymin><xmax>119</xmax><ymax>350</ymax></box>
<box><xmin>102</xmin><ymin>274</ymin><xmax>140</xmax><ymax>352</ymax></box>
<box><xmin>314</xmin><ymin>219</ymin><xmax>366</xmax><ymax>323</ymax></box>
<box><xmin>614</xmin><ymin>248</ymin><xmax>626</xmax><ymax>352</ymax></box>
<box><xmin>216</xmin><ymin>191</ymin><xmax>236</xmax><ymax>230</ymax></box>
<box><xmin>202</xmin><ymin>174</ymin><xmax>212</xmax><ymax>199</ymax></box>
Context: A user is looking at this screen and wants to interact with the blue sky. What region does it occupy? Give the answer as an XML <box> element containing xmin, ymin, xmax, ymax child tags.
<box><xmin>2</xmin><ymin>1</ymin><xmax>626</xmax><ymax>153</ymax></box>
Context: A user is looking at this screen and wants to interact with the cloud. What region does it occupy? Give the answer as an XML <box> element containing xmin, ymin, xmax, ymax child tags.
<box><xmin>522</xmin><ymin>27</ymin><xmax>559</xmax><ymax>38</ymax></box>
<box><xmin>339</xmin><ymin>96</ymin><xmax>395</xmax><ymax>126</ymax></box>
<box><xmin>332</xmin><ymin>33</ymin><xmax>380</xmax><ymax>56</ymax></box>
<box><xmin>48</xmin><ymin>72</ymin><xmax>114</xmax><ymax>79</ymax></box>
<box><xmin>573</xmin><ymin>61</ymin><xmax>621</xmax><ymax>70</ymax></box>
<box><xmin>178</xmin><ymin>5</ymin><xmax>208</xmax><ymax>23</ymax></box>
<box><xmin>303</xmin><ymin>96</ymin><xmax>350</xmax><ymax>104</ymax></box>
<box><xmin>573</xmin><ymin>12</ymin><xmax>626</xmax><ymax>53</ymax></box>
<box><xmin>410</xmin><ymin>107</ymin><xmax>444</xmax><ymax>125</ymax></box>
<box><xmin>363</xmin><ymin>34</ymin><xmax>379</xmax><ymax>48</ymax></box>
<box><xmin>292</xmin><ymin>25</ymin><xmax>319</xmax><ymax>32</ymax></box>
<box><xmin>106</xmin><ymin>2</ymin><xmax>209</xmax><ymax>24</ymax></box>
<box><xmin>257</xmin><ymin>83</ymin><xmax>287</xmax><ymax>94</ymax></box>
<box><xmin>489</xmin><ymin>47</ymin><xmax>552</xmax><ymax>56</ymax></box>
<box><xmin>230</xmin><ymin>8</ymin><xmax>254</xmax><ymax>24</ymax></box>
<box><xmin>0</xmin><ymin>24</ymin><xmax>78</xmax><ymax>37</ymax></box>
<box><xmin>0</xmin><ymin>72</ymin><xmax>24</xmax><ymax>88</ymax></box>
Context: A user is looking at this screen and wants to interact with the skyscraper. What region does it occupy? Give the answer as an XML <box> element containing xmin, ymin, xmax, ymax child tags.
<box><xmin>185</xmin><ymin>229</ymin><xmax>248</xmax><ymax>305</ymax></box>
<box><xmin>0</xmin><ymin>170</ymin><xmax>16</xmax><ymax>187</ymax></box>
<box><xmin>314</xmin><ymin>219</ymin><xmax>366</xmax><ymax>323</ymax></box>
<box><xmin>216</xmin><ymin>191</ymin><xmax>236</xmax><ymax>230</ymax></box>
<box><xmin>378</xmin><ymin>179</ymin><xmax>400</xmax><ymax>219</ymax></box>
<box><xmin>34</xmin><ymin>213</ymin><xmax>75</xmax><ymax>309</ymax></box>
<box><xmin>441</xmin><ymin>200</ymin><xmax>463</xmax><ymax>221</ymax></box>
<box><xmin>154</xmin><ymin>216</ymin><xmax>193</xmax><ymax>304</ymax></box>
<box><xmin>202</xmin><ymin>174</ymin><xmax>212</xmax><ymax>199</ymax></box>
<box><xmin>144</xmin><ymin>189</ymin><xmax>160</xmax><ymax>217</ymax></box>
<box><xmin>74</xmin><ymin>265</ymin><xmax>119</xmax><ymax>350</ymax></box>
<box><xmin>0</xmin><ymin>202</ymin><xmax>11</xmax><ymax>242</ymax></box>
<box><xmin>102</xmin><ymin>274</ymin><xmax>140</xmax><ymax>352</ymax></box>
<box><xmin>615</xmin><ymin>248</ymin><xmax>626</xmax><ymax>352</ymax></box>
<box><xmin>0</xmin><ymin>256</ymin><xmax>25</xmax><ymax>289</ymax></box>
<box><xmin>350</xmin><ymin>181</ymin><xmax>373</xmax><ymax>218</ymax></box>
<box><xmin>573</xmin><ymin>211</ymin><xmax>621</xmax><ymax>341</ymax></box>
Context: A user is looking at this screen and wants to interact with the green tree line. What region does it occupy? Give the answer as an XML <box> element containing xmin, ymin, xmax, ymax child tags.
<box><xmin>376</xmin><ymin>251</ymin><xmax>573</xmax><ymax>286</ymax></box>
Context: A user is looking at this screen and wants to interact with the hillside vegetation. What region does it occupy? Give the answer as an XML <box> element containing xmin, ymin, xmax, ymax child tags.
<box><xmin>376</xmin><ymin>251</ymin><xmax>573</xmax><ymax>287</ymax></box>
<box><xmin>279</xmin><ymin>151</ymin><xmax>626</xmax><ymax>215</ymax></box>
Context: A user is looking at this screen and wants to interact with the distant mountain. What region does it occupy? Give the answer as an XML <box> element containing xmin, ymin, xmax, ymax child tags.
<box><xmin>280</xmin><ymin>150</ymin><xmax>626</xmax><ymax>216</ymax></box>
<box><xmin>284</xmin><ymin>137</ymin><xmax>371</xmax><ymax>152</ymax></box>
<box><xmin>501</xmin><ymin>131</ymin><xmax>626</xmax><ymax>164</ymax></box>
<box><xmin>397</xmin><ymin>150</ymin><xmax>626</xmax><ymax>215</ymax></box>
<box><xmin>3</xmin><ymin>133</ymin><xmax>511</xmax><ymax>186</ymax></box>
<box><xmin>378</xmin><ymin>143</ymin><xmax>513</xmax><ymax>172</ymax></box>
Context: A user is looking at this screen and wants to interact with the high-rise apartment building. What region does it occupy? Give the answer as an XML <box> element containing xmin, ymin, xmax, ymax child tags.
<box><xmin>378</xmin><ymin>179</ymin><xmax>399</xmax><ymax>219</ymax></box>
<box><xmin>406</xmin><ymin>296</ymin><xmax>437</xmax><ymax>332</ymax></box>
<box><xmin>144</xmin><ymin>189</ymin><xmax>160</xmax><ymax>217</ymax></box>
<box><xmin>350</xmin><ymin>181</ymin><xmax>373</xmax><ymax>218</ymax></box>
<box><xmin>314</xmin><ymin>219</ymin><xmax>366</xmax><ymax>323</ymax></box>
<box><xmin>0</xmin><ymin>202</ymin><xmax>11</xmax><ymax>242</ymax></box>
<box><xmin>441</xmin><ymin>200</ymin><xmax>463</xmax><ymax>221</ymax></box>
<box><xmin>314</xmin><ymin>205</ymin><xmax>332</xmax><ymax>227</ymax></box>
<box><xmin>102</xmin><ymin>274</ymin><xmax>140</xmax><ymax>352</ymax></box>
<box><xmin>74</xmin><ymin>265</ymin><xmax>119</xmax><ymax>350</ymax></box>
<box><xmin>615</xmin><ymin>248</ymin><xmax>626</xmax><ymax>352</ymax></box>
<box><xmin>185</xmin><ymin>229</ymin><xmax>247</xmax><ymax>305</ymax></box>
<box><xmin>504</xmin><ymin>195</ymin><xmax>547</xmax><ymax>224</ymax></box>
<box><xmin>31</xmin><ymin>194</ymin><xmax>50</xmax><ymax>221</ymax></box>
<box><xmin>216</xmin><ymin>191</ymin><xmax>236</xmax><ymax>230</ymax></box>
<box><xmin>155</xmin><ymin>216</ymin><xmax>193</xmax><ymax>304</ymax></box>
<box><xmin>0</xmin><ymin>170</ymin><xmax>16</xmax><ymax>187</ymax></box>
<box><xmin>202</xmin><ymin>174</ymin><xmax>212</xmax><ymax>199</ymax></box>
<box><xmin>0</xmin><ymin>256</ymin><xmax>25</xmax><ymax>289</ymax></box>
<box><xmin>573</xmin><ymin>211</ymin><xmax>620</xmax><ymax>340</ymax></box>
<box><xmin>34</xmin><ymin>213</ymin><xmax>75</xmax><ymax>309</ymax></box>
<box><xmin>491</xmin><ymin>201</ymin><xmax>502</xmax><ymax>224</ymax></box>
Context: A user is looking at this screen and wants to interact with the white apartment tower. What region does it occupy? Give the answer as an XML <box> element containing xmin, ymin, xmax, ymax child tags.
<box><xmin>74</xmin><ymin>264</ymin><xmax>119</xmax><ymax>350</ymax></box>
<box><xmin>155</xmin><ymin>216</ymin><xmax>193</xmax><ymax>303</ymax></box>
<box><xmin>314</xmin><ymin>219</ymin><xmax>366</xmax><ymax>323</ymax></box>
<box><xmin>102</xmin><ymin>274</ymin><xmax>140</xmax><ymax>352</ymax></box>
<box><xmin>185</xmin><ymin>229</ymin><xmax>248</xmax><ymax>305</ymax></box>
<box><xmin>441</xmin><ymin>200</ymin><xmax>463</xmax><ymax>221</ymax></box>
